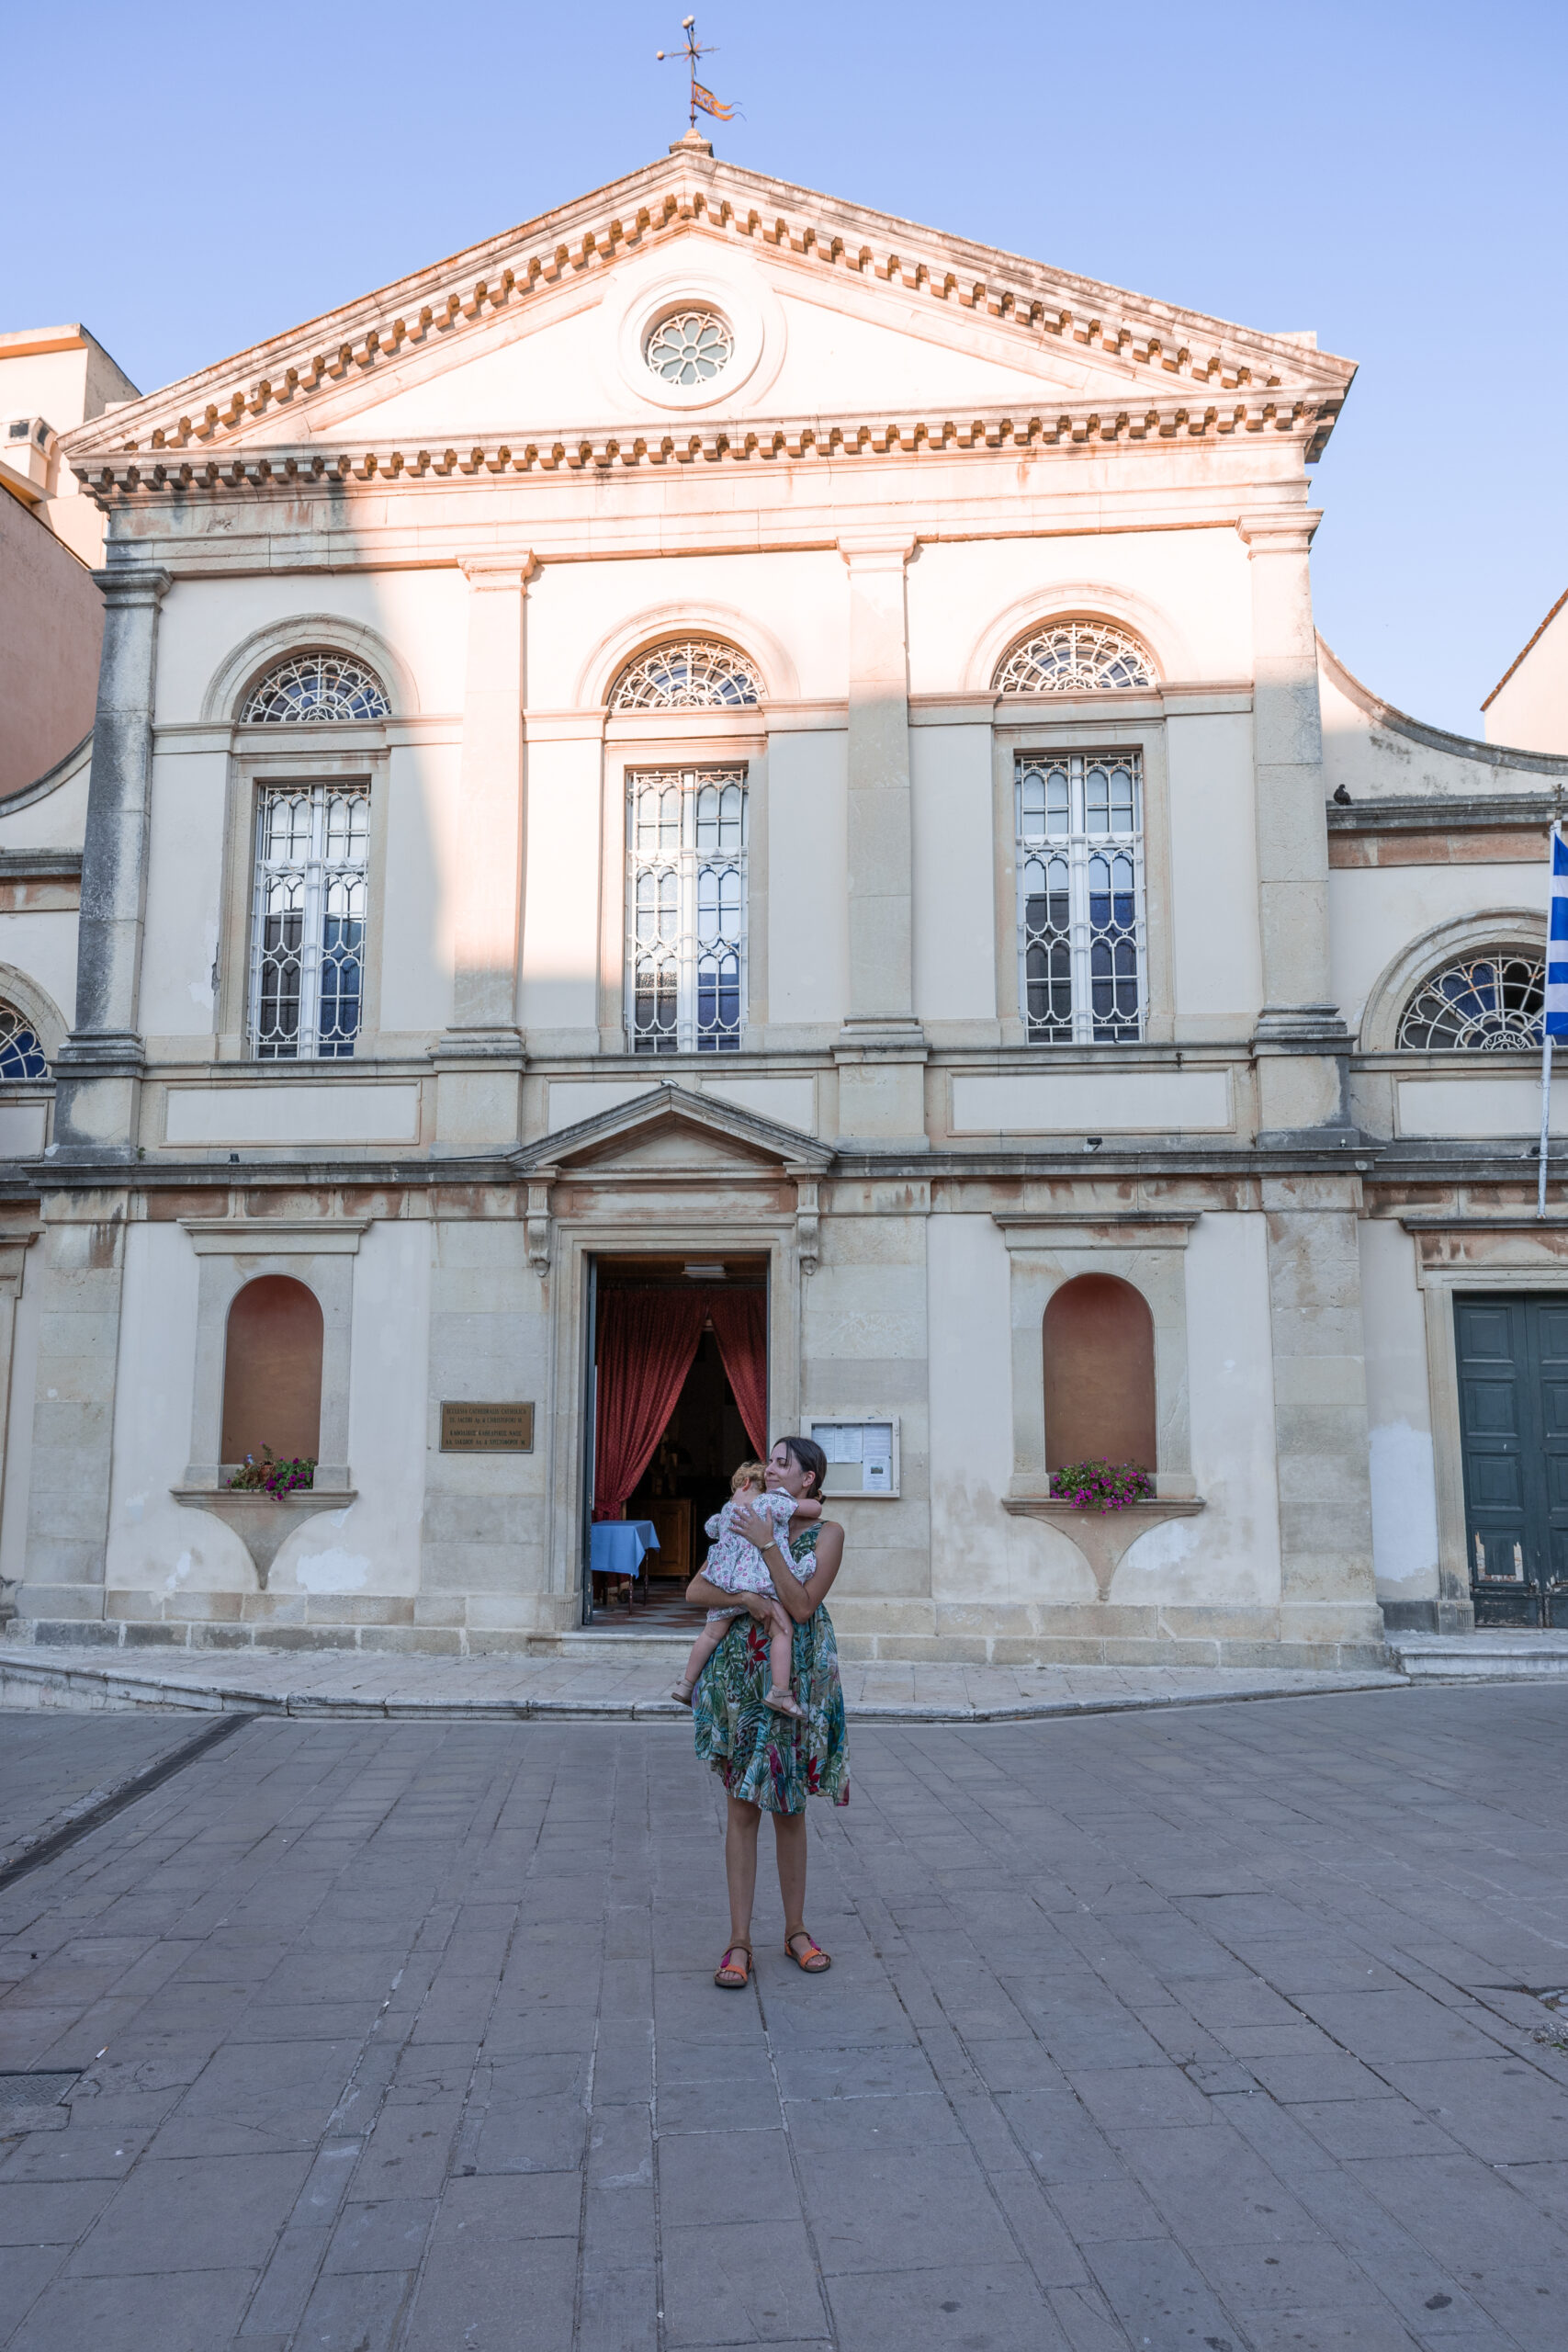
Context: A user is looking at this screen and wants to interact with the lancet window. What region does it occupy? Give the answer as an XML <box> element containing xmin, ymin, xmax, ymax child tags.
<box><xmin>0</xmin><ymin>1003</ymin><xmax>47</xmax><ymax>1081</ymax></box>
<box><xmin>995</xmin><ymin>619</ymin><xmax>1156</xmax><ymax>695</ymax></box>
<box><xmin>1397</xmin><ymin>949</ymin><xmax>1545</xmax><ymax>1050</ymax></box>
<box><xmin>627</xmin><ymin>767</ymin><xmax>747</xmax><ymax>1054</ymax></box>
<box><xmin>250</xmin><ymin>785</ymin><xmax>370</xmax><ymax>1059</ymax></box>
<box><xmin>241</xmin><ymin>651</ymin><xmax>390</xmax><ymax>725</ymax></box>
<box><xmin>609</xmin><ymin>639</ymin><xmax>763</xmax><ymax>712</ymax></box>
<box><xmin>1017</xmin><ymin>752</ymin><xmax>1145</xmax><ymax>1044</ymax></box>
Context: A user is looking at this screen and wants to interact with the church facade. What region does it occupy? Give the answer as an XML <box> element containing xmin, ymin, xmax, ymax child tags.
<box><xmin>1</xmin><ymin>138</ymin><xmax>1564</xmax><ymax>1665</ymax></box>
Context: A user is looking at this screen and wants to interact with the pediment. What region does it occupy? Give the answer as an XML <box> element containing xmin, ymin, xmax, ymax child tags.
<box><xmin>519</xmin><ymin>1081</ymin><xmax>831</xmax><ymax>1181</ymax></box>
<box><xmin>64</xmin><ymin>149</ymin><xmax>1356</xmax><ymax>478</ymax></box>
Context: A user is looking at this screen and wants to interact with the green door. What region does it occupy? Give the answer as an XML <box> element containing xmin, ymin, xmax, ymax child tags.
<box><xmin>1455</xmin><ymin>1293</ymin><xmax>1568</xmax><ymax>1628</ymax></box>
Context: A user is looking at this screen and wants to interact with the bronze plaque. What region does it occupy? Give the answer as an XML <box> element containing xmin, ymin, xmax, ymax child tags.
<box><xmin>440</xmin><ymin>1401</ymin><xmax>535</xmax><ymax>1453</ymax></box>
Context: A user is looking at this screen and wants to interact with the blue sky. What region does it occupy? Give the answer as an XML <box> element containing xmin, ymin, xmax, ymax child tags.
<box><xmin>8</xmin><ymin>0</ymin><xmax>1563</xmax><ymax>735</ymax></box>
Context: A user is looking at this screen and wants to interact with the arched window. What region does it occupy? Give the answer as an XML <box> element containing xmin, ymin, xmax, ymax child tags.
<box><xmin>627</xmin><ymin>766</ymin><xmax>747</xmax><ymax>1052</ymax></box>
<box><xmin>994</xmin><ymin>618</ymin><xmax>1156</xmax><ymax>695</ymax></box>
<box><xmin>1043</xmin><ymin>1274</ymin><xmax>1156</xmax><ymax>1472</ymax></box>
<box><xmin>220</xmin><ymin>1276</ymin><xmax>324</xmax><ymax>1466</ymax></box>
<box><xmin>241</xmin><ymin>650</ymin><xmax>390</xmax><ymax>725</ymax></box>
<box><xmin>0</xmin><ymin>1002</ymin><xmax>48</xmax><ymax>1081</ymax></box>
<box><xmin>609</xmin><ymin>639</ymin><xmax>763</xmax><ymax>711</ymax></box>
<box><xmin>1397</xmin><ymin>949</ymin><xmax>1544</xmax><ymax>1051</ymax></box>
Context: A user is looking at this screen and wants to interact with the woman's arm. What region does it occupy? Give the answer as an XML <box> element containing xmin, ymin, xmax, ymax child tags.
<box><xmin>728</xmin><ymin>1503</ymin><xmax>844</xmax><ymax>1623</ymax></box>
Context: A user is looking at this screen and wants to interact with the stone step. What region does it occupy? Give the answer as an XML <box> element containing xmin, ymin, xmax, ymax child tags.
<box><xmin>1388</xmin><ymin>1631</ymin><xmax>1568</xmax><ymax>1681</ymax></box>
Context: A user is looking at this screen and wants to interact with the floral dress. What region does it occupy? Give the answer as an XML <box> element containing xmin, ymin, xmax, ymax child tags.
<box><xmin>692</xmin><ymin>1523</ymin><xmax>850</xmax><ymax>1812</ymax></box>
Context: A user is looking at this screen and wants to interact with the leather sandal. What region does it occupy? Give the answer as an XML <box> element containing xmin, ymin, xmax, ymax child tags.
<box><xmin>764</xmin><ymin>1686</ymin><xmax>808</xmax><ymax>1719</ymax></box>
<box><xmin>784</xmin><ymin>1931</ymin><xmax>830</xmax><ymax>1973</ymax></box>
<box><xmin>714</xmin><ymin>1940</ymin><xmax>752</xmax><ymax>1989</ymax></box>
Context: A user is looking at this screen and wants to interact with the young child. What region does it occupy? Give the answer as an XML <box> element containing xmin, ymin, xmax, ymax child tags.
<box><xmin>671</xmin><ymin>1461</ymin><xmax>819</xmax><ymax>1716</ymax></box>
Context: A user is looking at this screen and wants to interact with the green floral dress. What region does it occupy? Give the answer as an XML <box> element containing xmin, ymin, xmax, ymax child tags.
<box><xmin>692</xmin><ymin>1523</ymin><xmax>850</xmax><ymax>1812</ymax></box>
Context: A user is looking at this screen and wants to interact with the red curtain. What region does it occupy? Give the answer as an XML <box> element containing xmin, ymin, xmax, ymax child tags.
<box><xmin>593</xmin><ymin>1289</ymin><xmax>706</xmax><ymax>1520</ymax></box>
<box><xmin>708</xmin><ymin>1290</ymin><xmax>769</xmax><ymax>1461</ymax></box>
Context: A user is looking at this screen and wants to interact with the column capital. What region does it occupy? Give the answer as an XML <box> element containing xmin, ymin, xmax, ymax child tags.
<box><xmin>837</xmin><ymin>531</ymin><xmax>919</xmax><ymax>570</ymax></box>
<box><xmin>1236</xmin><ymin>513</ymin><xmax>1321</xmax><ymax>558</ymax></box>
<box><xmin>459</xmin><ymin>551</ymin><xmax>538</xmax><ymax>591</ymax></box>
<box><xmin>90</xmin><ymin>564</ymin><xmax>173</xmax><ymax>607</ymax></box>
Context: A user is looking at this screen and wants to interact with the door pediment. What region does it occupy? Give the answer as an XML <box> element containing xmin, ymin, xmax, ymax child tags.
<box><xmin>519</xmin><ymin>1080</ymin><xmax>831</xmax><ymax>1184</ymax></box>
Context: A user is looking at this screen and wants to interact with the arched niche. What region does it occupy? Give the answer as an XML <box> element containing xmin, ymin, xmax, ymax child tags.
<box><xmin>220</xmin><ymin>1274</ymin><xmax>324</xmax><ymax>1466</ymax></box>
<box><xmin>1043</xmin><ymin>1272</ymin><xmax>1156</xmax><ymax>1472</ymax></box>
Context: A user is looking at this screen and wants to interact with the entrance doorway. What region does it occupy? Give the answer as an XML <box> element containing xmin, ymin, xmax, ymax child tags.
<box><xmin>584</xmin><ymin>1255</ymin><xmax>769</xmax><ymax>1626</ymax></box>
<box><xmin>1455</xmin><ymin>1292</ymin><xmax>1568</xmax><ymax>1627</ymax></box>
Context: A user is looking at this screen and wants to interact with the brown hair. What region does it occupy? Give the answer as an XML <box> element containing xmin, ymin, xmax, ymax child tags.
<box><xmin>730</xmin><ymin>1460</ymin><xmax>769</xmax><ymax>1494</ymax></box>
<box><xmin>776</xmin><ymin>1434</ymin><xmax>828</xmax><ymax>1498</ymax></box>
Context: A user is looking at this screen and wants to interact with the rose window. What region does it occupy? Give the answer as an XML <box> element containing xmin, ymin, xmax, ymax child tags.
<box><xmin>645</xmin><ymin>311</ymin><xmax>734</xmax><ymax>386</ymax></box>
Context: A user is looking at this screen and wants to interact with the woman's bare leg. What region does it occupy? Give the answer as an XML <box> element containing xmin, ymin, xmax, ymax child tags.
<box><xmin>766</xmin><ymin>1605</ymin><xmax>795</xmax><ymax>1697</ymax></box>
<box><xmin>724</xmin><ymin>1795</ymin><xmax>762</xmax><ymax>1949</ymax></box>
<box><xmin>772</xmin><ymin>1808</ymin><xmax>808</xmax><ymax>1942</ymax></box>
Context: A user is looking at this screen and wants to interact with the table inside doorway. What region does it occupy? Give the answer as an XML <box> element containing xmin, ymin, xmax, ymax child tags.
<box><xmin>589</xmin><ymin>1520</ymin><xmax>661</xmax><ymax>1613</ymax></box>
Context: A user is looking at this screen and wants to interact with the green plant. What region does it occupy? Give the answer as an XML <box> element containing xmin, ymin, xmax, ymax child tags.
<box><xmin>1049</xmin><ymin>1459</ymin><xmax>1155</xmax><ymax>1513</ymax></box>
<box><xmin>227</xmin><ymin>1445</ymin><xmax>316</xmax><ymax>1498</ymax></box>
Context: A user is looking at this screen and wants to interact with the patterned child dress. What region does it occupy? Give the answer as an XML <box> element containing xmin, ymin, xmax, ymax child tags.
<box><xmin>692</xmin><ymin>1522</ymin><xmax>850</xmax><ymax>1812</ymax></box>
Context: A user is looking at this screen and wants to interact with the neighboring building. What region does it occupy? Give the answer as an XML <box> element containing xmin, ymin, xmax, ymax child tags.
<box><xmin>1483</xmin><ymin>586</ymin><xmax>1568</xmax><ymax>753</ymax></box>
<box><xmin>0</xmin><ymin>139</ymin><xmax>1563</xmax><ymax>1661</ymax></box>
<box><xmin>0</xmin><ymin>324</ymin><xmax>140</xmax><ymax>797</ymax></box>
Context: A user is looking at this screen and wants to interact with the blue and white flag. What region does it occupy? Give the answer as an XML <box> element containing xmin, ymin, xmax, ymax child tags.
<box><xmin>1549</xmin><ymin>824</ymin><xmax>1568</xmax><ymax>1039</ymax></box>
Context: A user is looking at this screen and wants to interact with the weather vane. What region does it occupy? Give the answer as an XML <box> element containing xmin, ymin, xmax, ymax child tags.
<box><xmin>657</xmin><ymin>16</ymin><xmax>737</xmax><ymax>131</ymax></box>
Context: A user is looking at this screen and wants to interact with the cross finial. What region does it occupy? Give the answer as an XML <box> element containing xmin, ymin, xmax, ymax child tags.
<box><xmin>656</xmin><ymin>16</ymin><xmax>737</xmax><ymax>134</ymax></box>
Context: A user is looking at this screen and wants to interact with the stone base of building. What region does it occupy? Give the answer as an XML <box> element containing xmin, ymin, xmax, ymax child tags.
<box><xmin>6</xmin><ymin>1590</ymin><xmax>1391</xmax><ymax>1674</ymax></box>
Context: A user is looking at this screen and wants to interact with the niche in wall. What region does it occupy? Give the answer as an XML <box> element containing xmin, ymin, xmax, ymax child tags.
<box><xmin>1043</xmin><ymin>1272</ymin><xmax>1156</xmax><ymax>1471</ymax></box>
<box><xmin>220</xmin><ymin>1274</ymin><xmax>324</xmax><ymax>1465</ymax></box>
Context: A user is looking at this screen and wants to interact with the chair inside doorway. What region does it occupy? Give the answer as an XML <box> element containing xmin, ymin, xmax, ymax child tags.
<box><xmin>589</xmin><ymin>1256</ymin><xmax>769</xmax><ymax>1625</ymax></box>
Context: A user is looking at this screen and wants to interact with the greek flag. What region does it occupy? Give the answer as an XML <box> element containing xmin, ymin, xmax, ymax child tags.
<box><xmin>1550</xmin><ymin>825</ymin><xmax>1568</xmax><ymax>1039</ymax></box>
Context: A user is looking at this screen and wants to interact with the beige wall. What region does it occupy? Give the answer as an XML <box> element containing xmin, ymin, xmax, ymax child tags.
<box><xmin>0</xmin><ymin>492</ymin><xmax>101</xmax><ymax>797</ymax></box>
<box><xmin>1484</xmin><ymin>593</ymin><xmax>1568</xmax><ymax>755</ymax></box>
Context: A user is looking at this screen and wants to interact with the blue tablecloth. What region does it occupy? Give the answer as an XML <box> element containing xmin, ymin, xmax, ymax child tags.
<box><xmin>590</xmin><ymin>1521</ymin><xmax>660</xmax><ymax>1580</ymax></box>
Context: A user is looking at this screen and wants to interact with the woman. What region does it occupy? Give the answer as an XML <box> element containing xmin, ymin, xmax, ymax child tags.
<box><xmin>685</xmin><ymin>1433</ymin><xmax>849</xmax><ymax>1988</ymax></box>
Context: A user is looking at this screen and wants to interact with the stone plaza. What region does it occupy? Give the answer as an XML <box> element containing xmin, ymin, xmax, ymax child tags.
<box><xmin>3</xmin><ymin>1682</ymin><xmax>1566</xmax><ymax>2351</ymax></box>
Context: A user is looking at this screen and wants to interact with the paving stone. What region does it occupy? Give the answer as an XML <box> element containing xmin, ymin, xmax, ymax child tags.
<box><xmin>6</xmin><ymin>2264</ymin><xmax>257</xmax><ymax>2352</ymax></box>
<box><xmin>2</xmin><ymin>1690</ymin><xmax>1568</xmax><ymax>2350</ymax></box>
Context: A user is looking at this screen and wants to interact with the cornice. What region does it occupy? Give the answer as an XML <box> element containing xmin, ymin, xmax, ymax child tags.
<box><xmin>58</xmin><ymin>154</ymin><xmax>1355</xmax><ymax>478</ymax></box>
<box><xmin>1319</xmin><ymin>634</ymin><xmax>1568</xmax><ymax>780</ymax></box>
<box><xmin>70</xmin><ymin>393</ymin><xmax>1335</xmax><ymax>507</ymax></box>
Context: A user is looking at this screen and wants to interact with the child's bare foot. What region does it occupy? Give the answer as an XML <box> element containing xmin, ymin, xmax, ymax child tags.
<box><xmin>671</xmin><ymin>1680</ymin><xmax>696</xmax><ymax>1706</ymax></box>
<box><xmin>764</xmin><ymin>1686</ymin><xmax>807</xmax><ymax>1719</ymax></box>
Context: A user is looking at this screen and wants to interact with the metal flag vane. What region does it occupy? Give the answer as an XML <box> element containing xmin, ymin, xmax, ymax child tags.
<box><xmin>657</xmin><ymin>16</ymin><xmax>737</xmax><ymax>130</ymax></box>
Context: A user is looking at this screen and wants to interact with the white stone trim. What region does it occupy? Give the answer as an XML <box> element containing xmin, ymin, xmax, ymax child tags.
<box><xmin>1407</xmin><ymin>1226</ymin><xmax>1568</xmax><ymax>1633</ymax></box>
<box><xmin>962</xmin><ymin>580</ymin><xmax>1193</xmax><ymax>695</ymax></box>
<box><xmin>199</xmin><ymin>614</ymin><xmax>419</xmax><ymax>725</ymax></box>
<box><xmin>1357</xmin><ymin>908</ymin><xmax>1548</xmax><ymax>1052</ymax></box>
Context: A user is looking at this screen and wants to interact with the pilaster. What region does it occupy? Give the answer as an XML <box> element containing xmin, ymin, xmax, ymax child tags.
<box><xmin>18</xmin><ymin>1194</ymin><xmax>130</xmax><ymax>1628</ymax></box>
<box><xmin>51</xmin><ymin>565</ymin><xmax>171</xmax><ymax>1162</ymax></box>
<box><xmin>1261</xmin><ymin>1174</ymin><xmax>1384</xmax><ymax>1657</ymax></box>
<box><xmin>1240</xmin><ymin>514</ymin><xmax>1351</xmax><ymax>1142</ymax></box>
<box><xmin>835</xmin><ymin>532</ymin><xmax>928</xmax><ymax>1148</ymax></box>
<box><xmin>432</xmin><ymin>552</ymin><xmax>534</xmax><ymax>1152</ymax></box>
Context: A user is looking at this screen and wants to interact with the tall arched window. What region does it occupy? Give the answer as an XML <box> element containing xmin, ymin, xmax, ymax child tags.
<box><xmin>0</xmin><ymin>1002</ymin><xmax>48</xmax><ymax>1081</ymax></box>
<box><xmin>1397</xmin><ymin>948</ymin><xmax>1544</xmax><ymax>1050</ymax></box>
<box><xmin>220</xmin><ymin>1276</ymin><xmax>324</xmax><ymax>1466</ymax></box>
<box><xmin>609</xmin><ymin>639</ymin><xmax>763</xmax><ymax>711</ymax></box>
<box><xmin>1043</xmin><ymin>1274</ymin><xmax>1156</xmax><ymax>1472</ymax></box>
<box><xmin>627</xmin><ymin>767</ymin><xmax>747</xmax><ymax>1052</ymax></box>
<box><xmin>241</xmin><ymin>650</ymin><xmax>391</xmax><ymax>725</ymax></box>
<box><xmin>993</xmin><ymin>618</ymin><xmax>1156</xmax><ymax>695</ymax></box>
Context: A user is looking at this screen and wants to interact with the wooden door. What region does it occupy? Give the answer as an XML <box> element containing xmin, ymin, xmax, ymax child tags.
<box><xmin>1456</xmin><ymin>1293</ymin><xmax>1568</xmax><ymax>1627</ymax></box>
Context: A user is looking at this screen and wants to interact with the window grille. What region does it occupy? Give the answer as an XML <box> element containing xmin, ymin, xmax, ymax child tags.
<box><xmin>627</xmin><ymin>767</ymin><xmax>747</xmax><ymax>1053</ymax></box>
<box><xmin>1017</xmin><ymin>752</ymin><xmax>1145</xmax><ymax>1044</ymax></box>
<box><xmin>1397</xmin><ymin>950</ymin><xmax>1544</xmax><ymax>1050</ymax></box>
<box><xmin>0</xmin><ymin>1003</ymin><xmax>47</xmax><ymax>1080</ymax></box>
<box><xmin>645</xmin><ymin>311</ymin><xmax>734</xmax><ymax>384</ymax></box>
<box><xmin>241</xmin><ymin>651</ymin><xmax>390</xmax><ymax>725</ymax></box>
<box><xmin>610</xmin><ymin>639</ymin><xmax>762</xmax><ymax>712</ymax></box>
<box><xmin>995</xmin><ymin>619</ymin><xmax>1155</xmax><ymax>695</ymax></box>
<box><xmin>251</xmin><ymin>786</ymin><xmax>370</xmax><ymax>1059</ymax></box>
